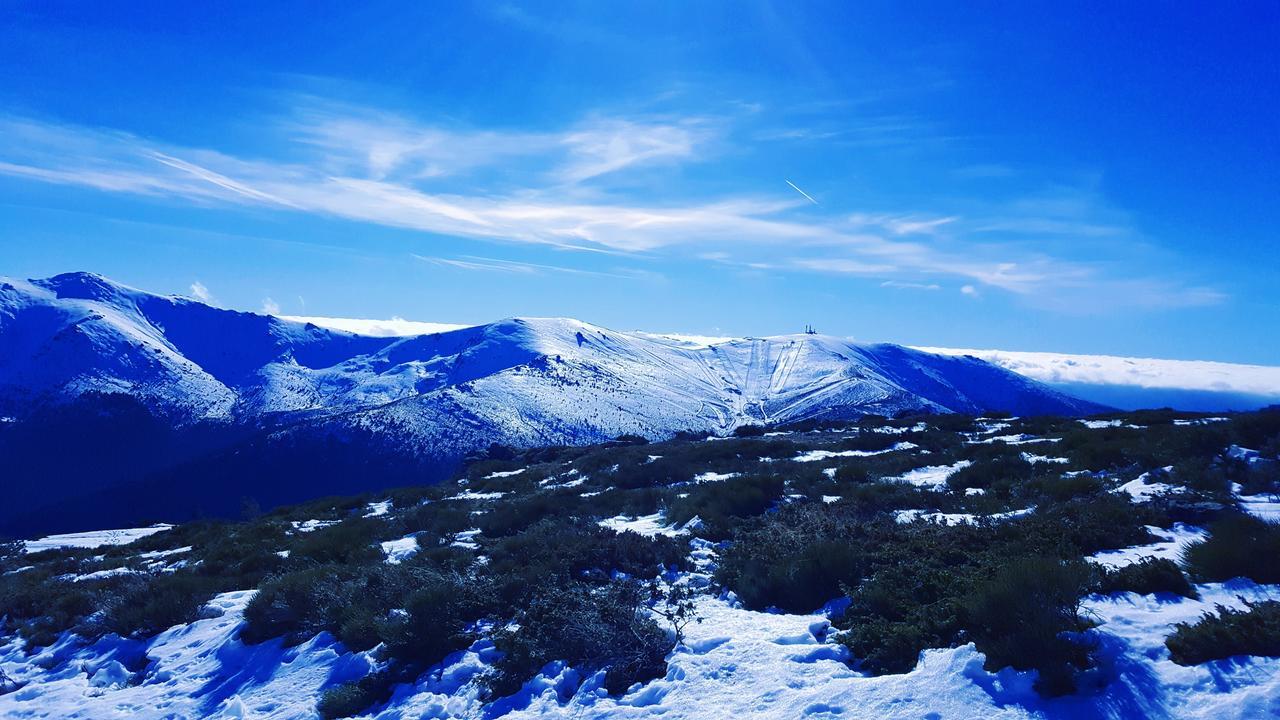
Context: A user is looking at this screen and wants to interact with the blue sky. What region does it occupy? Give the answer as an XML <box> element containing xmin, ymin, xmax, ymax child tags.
<box><xmin>1</xmin><ymin>2</ymin><xmax>1276</xmax><ymax>363</ymax></box>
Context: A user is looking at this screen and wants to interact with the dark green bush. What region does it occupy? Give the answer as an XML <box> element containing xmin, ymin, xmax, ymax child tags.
<box><xmin>1237</xmin><ymin>459</ymin><xmax>1280</xmax><ymax>497</ymax></box>
<box><xmin>1165</xmin><ymin>600</ymin><xmax>1280</xmax><ymax>665</ymax></box>
<box><xmin>1228</xmin><ymin>408</ymin><xmax>1280</xmax><ymax>450</ymax></box>
<box><xmin>1007</xmin><ymin>495</ymin><xmax>1155</xmax><ymax>557</ymax></box>
<box><xmin>317</xmin><ymin>682</ymin><xmax>375</xmax><ymax>720</ymax></box>
<box><xmin>665</xmin><ymin>473</ymin><xmax>785</xmax><ymax>536</ymax></box>
<box><xmin>1168</xmin><ymin>459</ymin><xmax>1234</xmax><ymax>501</ymax></box>
<box><xmin>288</xmin><ymin>518</ymin><xmax>386</xmax><ymax>567</ymax></box>
<box><xmin>0</xmin><ymin>573</ymin><xmax>95</xmax><ymax>647</ymax></box>
<box><xmin>485</xmin><ymin>580</ymin><xmax>669</xmax><ymax>698</ymax></box>
<box><xmin>839</xmin><ymin>562</ymin><xmax>966</xmax><ymax>673</ymax></box>
<box><xmin>484</xmin><ymin>519</ymin><xmax>685</xmax><ymax>605</ymax></box>
<box><xmin>960</xmin><ymin>556</ymin><xmax>1095</xmax><ymax>696</ymax></box>
<box><xmin>1022</xmin><ymin>473</ymin><xmax>1104</xmax><ymax>503</ymax></box>
<box><xmin>1094</xmin><ymin>558</ymin><xmax>1197</xmax><ymax>599</ymax></box>
<box><xmin>717</xmin><ymin>506</ymin><xmax>888</xmax><ymax>613</ymax></box>
<box><xmin>834</xmin><ymin>433</ymin><xmax>902</xmax><ymax>453</ymax></box>
<box><xmin>1182</xmin><ymin>514</ymin><xmax>1280</xmax><ymax>584</ymax></box>
<box><xmin>476</xmin><ymin>492</ymin><xmax>570</xmax><ymax>537</ymax></box>
<box><xmin>948</xmin><ymin>452</ymin><xmax>1034</xmax><ymax>493</ymax></box>
<box><xmin>241</xmin><ymin>565</ymin><xmax>356</xmax><ymax>644</ymax></box>
<box><xmin>378</xmin><ymin>570</ymin><xmax>480</xmax><ymax>664</ymax></box>
<box><xmin>98</xmin><ymin>573</ymin><xmax>218</xmax><ymax>637</ymax></box>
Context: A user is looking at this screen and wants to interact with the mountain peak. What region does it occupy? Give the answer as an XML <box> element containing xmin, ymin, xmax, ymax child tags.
<box><xmin>31</xmin><ymin>271</ymin><xmax>136</xmax><ymax>303</ymax></box>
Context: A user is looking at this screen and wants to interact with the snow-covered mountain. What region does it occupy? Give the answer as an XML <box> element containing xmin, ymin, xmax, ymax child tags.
<box><xmin>0</xmin><ymin>272</ymin><xmax>1101</xmax><ymax>438</ymax></box>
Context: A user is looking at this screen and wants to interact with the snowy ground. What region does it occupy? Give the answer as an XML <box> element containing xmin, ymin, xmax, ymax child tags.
<box><xmin>22</xmin><ymin>525</ymin><xmax>173</xmax><ymax>554</ymax></box>
<box><xmin>5</xmin><ymin>528</ymin><xmax>1278</xmax><ymax>720</ymax></box>
<box><xmin>597</xmin><ymin>513</ymin><xmax>694</xmax><ymax>538</ymax></box>
<box><xmin>888</xmin><ymin>460</ymin><xmax>973</xmax><ymax>489</ymax></box>
<box><xmin>5</xmin><ymin>418</ymin><xmax>1279</xmax><ymax>719</ymax></box>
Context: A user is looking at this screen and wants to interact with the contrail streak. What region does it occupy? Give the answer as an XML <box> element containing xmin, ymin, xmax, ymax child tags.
<box><xmin>785</xmin><ymin>179</ymin><xmax>819</xmax><ymax>205</ymax></box>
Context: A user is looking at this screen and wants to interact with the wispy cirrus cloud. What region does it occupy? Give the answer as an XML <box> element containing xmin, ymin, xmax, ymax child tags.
<box><xmin>285</xmin><ymin>102</ymin><xmax>707</xmax><ymax>184</ymax></box>
<box><xmin>0</xmin><ymin>107</ymin><xmax>1224</xmax><ymax>312</ymax></box>
<box><xmin>412</xmin><ymin>253</ymin><xmax>657</xmax><ymax>280</ymax></box>
<box><xmin>881</xmin><ymin>280</ymin><xmax>941</xmax><ymax>291</ymax></box>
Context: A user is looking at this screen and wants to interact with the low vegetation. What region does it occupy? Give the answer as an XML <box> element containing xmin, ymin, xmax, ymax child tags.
<box><xmin>1166</xmin><ymin>601</ymin><xmax>1280</xmax><ymax>665</ymax></box>
<box><xmin>1095</xmin><ymin>558</ymin><xmax>1198</xmax><ymax>599</ymax></box>
<box><xmin>2</xmin><ymin>408</ymin><xmax>1278</xmax><ymax>714</ymax></box>
<box><xmin>1182</xmin><ymin>513</ymin><xmax>1280</xmax><ymax>584</ymax></box>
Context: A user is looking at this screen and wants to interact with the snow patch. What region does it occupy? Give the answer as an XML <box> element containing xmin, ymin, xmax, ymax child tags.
<box><xmin>23</xmin><ymin>524</ymin><xmax>173</xmax><ymax>553</ymax></box>
<box><xmin>889</xmin><ymin>460</ymin><xmax>973</xmax><ymax>489</ymax></box>
<box><xmin>792</xmin><ymin>442</ymin><xmax>917</xmax><ymax>463</ymax></box>
<box><xmin>381</xmin><ymin>534</ymin><xmax>420</xmax><ymax>564</ymax></box>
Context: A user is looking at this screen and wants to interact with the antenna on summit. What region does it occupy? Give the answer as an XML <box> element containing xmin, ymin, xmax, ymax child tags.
<box><xmin>804</xmin><ymin>324</ymin><xmax>817</xmax><ymax>335</ymax></box>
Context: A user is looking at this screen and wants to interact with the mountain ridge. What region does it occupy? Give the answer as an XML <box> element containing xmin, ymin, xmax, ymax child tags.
<box><xmin>1</xmin><ymin>271</ymin><xmax>1103</xmax><ymax>431</ymax></box>
<box><xmin>0</xmin><ymin>271</ymin><xmax>1105</xmax><ymax>533</ymax></box>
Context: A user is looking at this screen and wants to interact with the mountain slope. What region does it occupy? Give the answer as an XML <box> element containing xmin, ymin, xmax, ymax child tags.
<box><xmin>0</xmin><ymin>272</ymin><xmax>1106</xmax><ymax>533</ymax></box>
<box><xmin>1</xmin><ymin>273</ymin><xmax>1102</xmax><ymax>434</ymax></box>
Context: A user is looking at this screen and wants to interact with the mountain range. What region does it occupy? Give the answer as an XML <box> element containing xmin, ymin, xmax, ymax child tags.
<box><xmin>0</xmin><ymin>271</ymin><xmax>1105</xmax><ymax>424</ymax></box>
<box><xmin>1</xmin><ymin>271</ymin><xmax>1106</xmax><ymax>534</ymax></box>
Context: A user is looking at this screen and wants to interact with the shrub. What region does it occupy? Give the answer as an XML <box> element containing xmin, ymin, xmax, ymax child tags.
<box><xmin>1237</xmin><ymin>459</ymin><xmax>1280</xmax><ymax>497</ymax></box>
<box><xmin>317</xmin><ymin>682</ymin><xmax>374</xmax><ymax>720</ymax></box>
<box><xmin>665</xmin><ymin>474</ymin><xmax>785</xmax><ymax>536</ymax></box>
<box><xmin>948</xmin><ymin>452</ymin><xmax>1034</xmax><ymax>493</ymax></box>
<box><xmin>485</xmin><ymin>580</ymin><xmax>669</xmax><ymax>698</ymax></box>
<box><xmin>241</xmin><ymin>566</ymin><xmax>355</xmax><ymax>644</ymax></box>
<box><xmin>391</xmin><ymin>501</ymin><xmax>473</xmax><ymax>540</ymax></box>
<box><xmin>177</xmin><ymin>520</ymin><xmax>290</xmax><ymax>588</ymax></box>
<box><xmin>1166</xmin><ymin>601</ymin><xmax>1280</xmax><ymax>665</ymax></box>
<box><xmin>1229</xmin><ymin>408</ymin><xmax>1280</xmax><ymax>450</ymax></box>
<box><xmin>242</xmin><ymin>561</ymin><xmax>480</xmax><ymax>651</ymax></box>
<box><xmin>316</xmin><ymin>670</ymin><xmax>406</xmax><ymax>719</ymax></box>
<box><xmin>1094</xmin><ymin>558</ymin><xmax>1197</xmax><ymax>599</ymax></box>
<box><xmin>0</xmin><ymin>573</ymin><xmax>96</xmax><ymax>647</ymax></box>
<box><xmin>288</xmin><ymin>518</ymin><xmax>386</xmax><ymax>567</ymax></box>
<box><xmin>1022</xmin><ymin>473</ymin><xmax>1104</xmax><ymax>503</ymax></box>
<box><xmin>834</xmin><ymin>433</ymin><xmax>902</xmax><ymax>453</ymax></box>
<box><xmin>1007</xmin><ymin>495</ymin><xmax>1155</xmax><ymax>557</ymax></box>
<box><xmin>1182</xmin><ymin>514</ymin><xmax>1280</xmax><ymax>584</ymax></box>
<box><xmin>717</xmin><ymin>506</ymin><xmax>886</xmax><ymax>612</ymax></box>
<box><xmin>960</xmin><ymin>556</ymin><xmax>1095</xmax><ymax>695</ymax></box>
<box><xmin>613</xmin><ymin>433</ymin><xmax>650</xmax><ymax>445</ymax></box>
<box><xmin>378</xmin><ymin>570</ymin><xmax>480</xmax><ymax>665</ymax></box>
<box><xmin>98</xmin><ymin>573</ymin><xmax>218</xmax><ymax>637</ymax></box>
<box><xmin>483</xmin><ymin>519</ymin><xmax>685</xmax><ymax>605</ymax></box>
<box><xmin>839</xmin><ymin>562</ymin><xmax>966</xmax><ymax>673</ymax></box>
<box><xmin>837</xmin><ymin>483</ymin><xmax>938</xmax><ymax>518</ymax></box>
<box><xmin>1168</xmin><ymin>459</ymin><xmax>1234</xmax><ymax>501</ymax></box>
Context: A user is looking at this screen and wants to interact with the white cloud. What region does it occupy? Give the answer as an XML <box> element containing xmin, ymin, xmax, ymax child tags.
<box><xmin>918</xmin><ymin>346</ymin><xmax>1280</xmax><ymax>397</ymax></box>
<box><xmin>261</xmin><ymin>297</ymin><xmax>281</xmax><ymax>315</ymax></box>
<box><xmin>188</xmin><ymin>281</ymin><xmax>212</xmax><ymax>303</ymax></box>
<box><xmin>280</xmin><ymin>315</ymin><xmax>470</xmax><ymax>337</ymax></box>
<box><xmin>960</xmin><ymin>284</ymin><xmax>978</xmax><ymax>297</ymax></box>
<box><xmin>559</xmin><ymin>118</ymin><xmax>705</xmax><ymax>181</ymax></box>
<box><xmin>287</xmin><ymin>103</ymin><xmax>706</xmax><ymax>184</ymax></box>
<box><xmin>881</xmin><ymin>280</ymin><xmax>941</xmax><ymax>290</ymax></box>
<box><xmin>0</xmin><ymin>110</ymin><xmax>1224</xmax><ymax>313</ymax></box>
<box><xmin>413</xmin><ymin>254</ymin><xmax>653</xmax><ymax>280</ymax></box>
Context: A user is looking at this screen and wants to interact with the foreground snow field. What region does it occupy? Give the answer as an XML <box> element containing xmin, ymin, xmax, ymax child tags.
<box><xmin>2</xmin><ymin>545</ymin><xmax>1277</xmax><ymax>719</ymax></box>
<box><xmin>3</xmin><ymin>412</ymin><xmax>1279</xmax><ymax>719</ymax></box>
